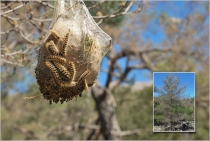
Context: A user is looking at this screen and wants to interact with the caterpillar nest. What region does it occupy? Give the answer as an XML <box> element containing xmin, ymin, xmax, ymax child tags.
<box><xmin>35</xmin><ymin>0</ymin><xmax>112</xmax><ymax>104</ymax></box>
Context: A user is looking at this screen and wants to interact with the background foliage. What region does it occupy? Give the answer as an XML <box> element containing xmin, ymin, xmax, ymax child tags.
<box><xmin>1</xmin><ymin>1</ymin><xmax>209</xmax><ymax>140</ymax></box>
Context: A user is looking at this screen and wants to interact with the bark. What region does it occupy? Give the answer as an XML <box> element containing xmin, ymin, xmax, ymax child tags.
<box><xmin>91</xmin><ymin>85</ymin><xmax>121</xmax><ymax>140</ymax></box>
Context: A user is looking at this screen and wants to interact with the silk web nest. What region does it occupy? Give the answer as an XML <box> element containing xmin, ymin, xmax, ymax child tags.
<box><xmin>35</xmin><ymin>0</ymin><xmax>112</xmax><ymax>104</ymax></box>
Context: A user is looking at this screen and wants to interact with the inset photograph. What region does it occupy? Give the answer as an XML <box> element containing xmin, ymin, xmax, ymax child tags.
<box><xmin>153</xmin><ymin>72</ymin><xmax>195</xmax><ymax>132</ymax></box>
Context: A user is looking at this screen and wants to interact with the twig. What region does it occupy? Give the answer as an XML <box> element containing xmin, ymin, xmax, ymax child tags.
<box><xmin>113</xmin><ymin>48</ymin><xmax>172</xmax><ymax>61</ymax></box>
<box><xmin>1</xmin><ymin>14</ymin><xmax>20</xmax><ymax>21</ymax></box>
<box><xmin>2</xmin><ymin>51</ymin><xmax>21</xmax><ymax>59</ymax></box>
<box><xmin>97</xmin><ymin>19</ymin><xmax>103</xmax><ymax>25</ymax></box>
<box><xmin>0</xmin><ymin>16</ymin><xmax>20</xmax><ymax>34</ymax></box>
<box><xmin>92</xmin><ymin>1</ymin><xmax>143</xmax><ymax>19</ymax></box>
<box><xmin>121</xmin><ymin>128</ymin><xmax>142</xmax><ymax>136</ymax></box>
<box><xmin>140</xmin><ymin>53</ymin><xmax>158</xmax><ymax>71</ymax></box>
<box><xmin>19</xmin><ymin>29</ymin><xmax>39</xmax><ymax>44</ymax></box>
<box><xmin>105</xmin><ymin>47</ymin><xmax>170</xmax><ymax>89</ymax></box>
<box><xmin>43</xmin><ymin>127</ymin><xmax>56</xmax><ymax>139</ymax></box>
<box><xmin>2</xmin><ymin>14</ymin><xmax>52</xmax><ymax>22</ymax></box>
<box><xmin>34</xmin><ymin>0</ymin><xmax>54</xmax><ymax>9</ymax></box>
<box><xmin>32</xmin><ymin>17</ymin><xmax>52</xmax><ymax>22</ymax></box>
<box><xmin>0</xmin><ymin>2</ymin><xmax>26</xmax><ymax>16</ymax></box>
<box><xmin>1</xmin><ymin>59</ymin><xmax>24</xmax><ymax>66</ymax></box>
<box><xmin>87</xmin><ymin>117</ymin><xmax>100</xmax><ymax>140</ymax></box>
<box><xmin>28</xmin><ymin>20</ymin><xmax>49</xmax><ymax>33</ymax></box>
<box><xmin>88</xmin><ymin>0</ymin><xmax>105</xmax><ymax>9</ymax></box>
<box><xmin>1</xmin><ymin>1</ymin><xmax>16</xmax><ymax>9</ymax></box>
<box><xmin>0</xmin><ymin>28</ymin><xmax>16</xmax><ymax>34</ymax></box>
<box><xmin>23</xmin><ymin>94</ymin><xmax>42</xmax><ymax>100</ymax></box>
<box><xmin>110</xmin><ymin>59</ymin><xmax>131</xmax><ymax>90</ymax></box>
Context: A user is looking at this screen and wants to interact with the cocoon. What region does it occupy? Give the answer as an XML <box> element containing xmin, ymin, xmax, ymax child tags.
<box><xmin>35</xmin><ymin>0</ymin><xmax>112</xmax><ymax>104</ymax></box>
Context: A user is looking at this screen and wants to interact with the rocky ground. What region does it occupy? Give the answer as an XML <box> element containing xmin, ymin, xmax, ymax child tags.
<box><xmin>154</xmin><ymin>121</ymin><xmax>195</xmax><ymax>132</ymax></box>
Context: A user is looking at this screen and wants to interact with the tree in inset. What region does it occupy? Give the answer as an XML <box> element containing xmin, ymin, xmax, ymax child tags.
<box><xmin>154</xmin><ymin>74</ymin><xmax>188</xmax><ymax>131</ymax></box>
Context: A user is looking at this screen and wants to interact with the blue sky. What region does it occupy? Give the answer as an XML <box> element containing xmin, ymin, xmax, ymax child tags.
<box><xmin>153</xmin><ymin>72</ymin><xmax>195</xmax><ymax>98</ymax></box>
<box><xmin>98</xmin><ymin>1</ymin><xmax>206</xmax><ymax>87</ymax></box>
<box><xmin>98</xmin><ymin>56</ymin><xmax>151</xmax><ymax>86</ymax></box>
<box><xmin>3</xmin><ymin>1</ymin><xmax>207</xmax><ymax>95</ymax></box>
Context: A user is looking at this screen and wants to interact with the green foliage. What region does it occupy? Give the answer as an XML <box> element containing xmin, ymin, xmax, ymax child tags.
<box><xmin>1</xmin><ymin>84</ymin><xmax>97</xmax><ymax>140</ymax></box>
<box><xmin>170</xmin><ymin>104</ymin><xmax>194</xmax><ymax>121</ymax></box>
<box><xmin>155</xmin><ymin>115</ymin><xmax>165</xmax><ymax>123</ymax></box>
<box><xmin>113</xmin><ymin>85</ymin><xmax>207</xmax><ymax>140</ymax></box>
<box><xmin>114</xmin><ymin>86</ymin><xmax>153</xmax><ymax>140</ymax></box>
<box><xmin>1</xmin><ymin>84</ymin><xmax>208</xmax><ymax>140</ymax></box>
<box><xmin>172</xmin><ymin>105</ymin><xmax>186</xmax><ymax>113</ymax></box>
<box><xmin>154</xmin><ymin>100</ymin><xmax>160</xmax><ymax>108</ymax></box>
<box><xmin>85</xmin><ymin>1</ymin><xmax>125</xmax><ymax>27</ymax></box>
<box><xmin>1</xmin><ymin>1</ymin><xmax>209</xmax><ymax>140</ymax></box>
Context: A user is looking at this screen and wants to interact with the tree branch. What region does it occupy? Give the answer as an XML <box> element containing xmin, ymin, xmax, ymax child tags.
<box><xmin>92</xmin><ymin>1</ymin><xmax>143</xmax><ymax>19</ymax></box>
<box><xmin>121</xmin><ymin>128</ymin><xmax>142</xmax><ymax>136</ymax></box>
<box><xmin>0</xmin><ymin>2</ymin><xmax>26</xmax><ymax>16</ymax></box>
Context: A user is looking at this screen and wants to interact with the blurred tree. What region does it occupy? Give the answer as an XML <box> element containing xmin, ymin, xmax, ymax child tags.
<box><xmin>1</xmin><ymin>1</ymin><xmax>209</xmax><ymax>140</ymax></box>
<box><xmin>1</xmin><ymin>1</ymin><xmax>145</xmax><ymax>140</ymax></box>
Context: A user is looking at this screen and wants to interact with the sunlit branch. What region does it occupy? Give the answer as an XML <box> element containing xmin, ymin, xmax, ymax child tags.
<box><xmin>88</xmin><ymin>0</ymin><xmax>105</xmax><ymax>9</ymax></box>
<box><xmin>0</xmin><ymin>2</ymin><xmax>26</xmax><ymax>16</ymax></box>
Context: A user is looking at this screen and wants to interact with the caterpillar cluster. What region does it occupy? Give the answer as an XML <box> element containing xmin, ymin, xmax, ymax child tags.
<box><xmin>35</xmin><ymin>30</ymin><xmax>90</xmax><ymax>104</ymax></box>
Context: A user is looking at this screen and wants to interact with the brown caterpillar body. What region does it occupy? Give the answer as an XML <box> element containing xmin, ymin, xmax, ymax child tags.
<box><xmin>61</xmin><ymin>32</ymin><xmax>69</xmax><ymax>56</ymax></box>
<box><xmin>46</xmin><ymin>55</ymin><xmax>66</xmax><ymax>64</ymax></box>
<box><xmin>54</xmin><ymin>62</ymin><xmax>71</xmax><ymax>79</ymax></box>
<box><xmin>35</xmin><ymin>30</ymin><xmax>92</xmax><ymax>104</ymax></box>
<box><xmin>46</xmin><ymin>40</ymin><xmax>60</xmax><ymax>55</ymax></box>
